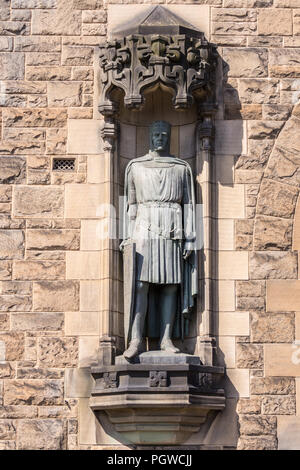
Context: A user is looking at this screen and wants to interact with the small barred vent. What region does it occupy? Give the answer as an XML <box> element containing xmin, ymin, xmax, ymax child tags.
<box><xmin>53</xmin><ymin>158</ymin><xmax>75</xmax><ymax>172</ymax></box>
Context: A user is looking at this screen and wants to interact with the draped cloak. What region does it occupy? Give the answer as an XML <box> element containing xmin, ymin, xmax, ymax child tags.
<box><xmin>122</xmin><ymin>151</ymin><xmax>198</xmax><ymax>347</ymax></box>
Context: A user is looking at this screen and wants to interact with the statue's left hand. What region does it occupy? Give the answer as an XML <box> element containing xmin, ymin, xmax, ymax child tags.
<box><xmin>183</xmin><ymin>249</ymin><xmax>192</xmax><ymax>260</ymax></box>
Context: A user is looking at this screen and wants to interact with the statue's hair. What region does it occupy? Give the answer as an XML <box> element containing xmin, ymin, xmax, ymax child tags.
<box><xmin>149</xmin><ymin>120</ymin><xmax>171</xmax><ymax>150</ymax></box>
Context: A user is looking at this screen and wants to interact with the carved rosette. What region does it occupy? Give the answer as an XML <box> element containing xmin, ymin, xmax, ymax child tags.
<box><xmin>99</xmin><ymin>34</ymin><xmax>217</xmax><ymax>115</ymax></box>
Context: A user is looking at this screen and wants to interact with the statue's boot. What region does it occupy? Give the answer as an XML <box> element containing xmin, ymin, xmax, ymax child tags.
<box><xmin>123</xmin><ymin>339</ymin><xmax>141</xmax><ymax>360</ymax></box>
<box><xmin>160</xmin><ymin>338</ymin><xmax>180</xmax><ymax>354</ymax></box>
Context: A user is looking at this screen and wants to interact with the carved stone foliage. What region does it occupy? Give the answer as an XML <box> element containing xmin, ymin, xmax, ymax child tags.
<box><xmin>99</xmin><ymin>34</ymin><xmax>217</xmax><ymax>115</ymax></box>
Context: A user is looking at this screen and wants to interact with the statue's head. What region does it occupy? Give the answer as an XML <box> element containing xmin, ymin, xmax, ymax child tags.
<box><xmin>149</xmin><ymin>120</ymin><xmax>171</xmax><ymax>154</ymax></box>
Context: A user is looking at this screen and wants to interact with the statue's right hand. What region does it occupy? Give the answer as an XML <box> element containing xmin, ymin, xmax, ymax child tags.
<box><xmin>119</xmin><ymin>239</ymin><xmax>130</xmax><ymax>253</ymax></box>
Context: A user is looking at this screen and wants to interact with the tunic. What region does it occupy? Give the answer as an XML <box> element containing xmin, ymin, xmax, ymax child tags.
<box><xmin>126</xmin><ymin>152</ymin><xmax>194</xmax><ymax>285</ymax></box>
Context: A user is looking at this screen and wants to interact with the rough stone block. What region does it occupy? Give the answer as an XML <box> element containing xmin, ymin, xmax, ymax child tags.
<box><xmin>251</xmin><ymin>377</ymin><xmax>295</xmax><ymax>395</ymax></box>
<box><xmin>258</xmin><ymin>9</ymin><xmax>292</xmax><ymax>36</ymax></box>
<box><xmin>17</xmin><ymin>419</ymin><xmax>65</xmax><ymax>450</ymax></box>
<box><xmin>0</xmin><ymin>53</ymin><xmax>24</xmax><ymax>80</ymax></box>
<box><xmin>12</xmin><ymin>186</ymin><xmax>64</xmax><ymax>219</ymax></box>
<box><xmin>223</xmin><ymin>48</ymin><xmax>268</xmax><ymax>77</ymax></box>
<box><xmin>33</xmin><ymin>281</ymin><xmax>79</xmax><ymax>312</ymax></box>
<box><xmin>239</xmin><ymin>415</ymin><xmax>276</xmax><ymax>436</ymax></box>
<box><xmin>0</xmin><ymin>332</ymin><xmax>24</xmax><ymax>361</ymax></box>
<box><xmin>257</xmin><ymin>179</ymin><xmax>298</xmax><ymax>218</ymax></box>
<box><xmin>236</xmin><ymin>344</ymin><xmax>263</xmax><ymax>369</ymax></box>
<box><xmin>0</xmin><ymin>157</ymin><xmax>26</xmax><ymax>185</ymax></box>
<box><xmin>11</xmin><ymin>312</ymin><xmax>63</xmax><ymax>331</ymax></box>
<box><xmin>13</xmin><ymin>260</ymin><xmax>65</xmax><ymax>281</ymax></box>
<box><xmin>39</xmin><ymin>337</ymin><xmax>78</xmax><ymax>367</ymax></box>
<box><xmin>249</xmin><ymin>252</ymin><xmax>297</xmax><ymax>280</ymax></box>
<box><xmin>0</xmin><ymin>420</ymin><xmax>16</xmax><ymax>440</ymax></box>
<box><xmin>48</xmin><ymin>82</ymin><xmax>82</xmax><ymax>107</ymax></box>
<box><xmin>239</xmin><ymin>79</ymin><xmax>279</xmax><ymax>104</ymax></box>
<box><xmin>26</xmin><ymin>230</ymin><xmax>80</xmax><ymax>251</ymax></box>
<box><xmin>15</xmin><ymin>36</ymin><xmax>61</xmax><ymax>52</ymax></box>
<box><xmin>62</xmin><ymin>46</ymin><xmax>93</xmax><ymax>66</ymax></box>
<box><xmin>4</xmin><ymin>108</ymin><xmax>67</xmax><ymax>128</ymax></box>
<box><xmin>254</xmin><ymin>216</ymin><xmax>293</xmax><ymax>251</ymax></box>
<box><xmin>4</xmin><ymin>380</ymin><xmax>63</xmax><ymax>406</ymax></box>
<box><xmin>32</xmin><ymin>5</ymin><xmax>81</xmax><ymax>36</ymax></box>
<box><xmin>0</xmin><ymin>230</ymin><xmax>24</xmax><ymax>260</ymax></box>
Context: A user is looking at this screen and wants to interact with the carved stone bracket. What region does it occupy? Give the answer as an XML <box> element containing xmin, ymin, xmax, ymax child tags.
<box><xmin>99</xmin><ymin>34</ymin><xmax>217</xmax><ymax>116</ymax></box>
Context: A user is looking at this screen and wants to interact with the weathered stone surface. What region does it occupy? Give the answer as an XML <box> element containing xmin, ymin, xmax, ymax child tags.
<box><xmin>39</xmin><ymin>337</ymin><xmax>78</xmax><ymax>367</ymax></box>
<box><xmin>0</xmin><ymin>0</ymin><xmax>10</xmax><ymax>21</ymax></box>
<box><xmin>276</xmin><ymin>116</ymin><xmax>300</xmax><ymax>154</ymax></box>
<box><xmin>0</xmin><ymin>37</ymin><xmax>13</xmax><ymax>52</ymax></box>
<box><xmin>82</xmin><ymin>10</ymin><xmax>106</xmax><ymax>23</ymax></box>
<box><xmin>0</xmin><ymin>420</ymin><xmax>16</xmax><ymax>440</ymax></box>
<box><xmin>48</xmin><ymin>82</ymin><xmax>81</xmax><ymax>107</ymax></box>
<box><xmin>0</xmin><ymin>405</ymin><xmax>37</xmax><ymax>419</ymax></box>
<box><xmin>239</xmin><ymin>79</ymin><xmax>279</xmax><ymax>104</ymax></box>
<box><xmin>251</xmin><ymin>312</ymin><xmax>294</xmax><ymax>343</ymax></box>
<box><xmin>235</xmin><ymin>219</ymin><xmax>253</xmax><ymax>250</ymax></box>
<box><xmin>26</xmin><ymin>52</ymin><xmax>61</xmax><ymax>66</ymax></box>
<box><xmin>13</xmin><ymin>260</ymin><xmax>65</xmax><ymax>280</ymax></box>
<box><xmin>11</xmin><ymin>312</ymin><xmax>63</xmax><ymax>331</ymax></box>
<box><xmin>237</xmin><ymin>435</ymin><xmax>277</xmax><ymax>451</ymax></box>
<box><xmin>17</xmin><ymin>419</ymin><xmax>65</xmax><ymax>450</ymax></box>
<box><xmin>0</xmin><ymin>186</ymin><xmax>12</xmax><ymax>203</ymax></box>
<box><xmin>12</xmin><ymin>186</ymin><xmax>64</xmax><ymax>218</ymax></box>
<box><xmin>0</xmin><ymin>332</ymin><xmax>24</xmax><ymax>360</ymax></box>
<box><xmin>262</xmin><ymin>396</ymin><xmax>296</xmax><ymax>415</ymax></box>
<box><xmin>0</xmin><ymin>53</ymin><xmax>24</xmax><ymax>80</ymax></box>
<box><xmin>15</xmin><ymin>36</ymin><xmax>61</xmax><ymax>52</ymax></box>
<box><xmin>223</xmin><ymin>48</ymin><xmax>267</xmax><ymax>77</ymax></box>
<box><xmin>0</xmin><ymin>261</ymin><xmax>12</xmax><ymax>280</ymax></box>
<box><xmin>236</xmin><ymin>344</ymin><xmax>263</xmax><ymax>369</ymax></box>
<box><xmin>212</xmin><ymin>8</ymin><xmax>256</xmax><ymax>22</ymax></box>
<box><xmin>62</xmin><ymin>46</ymin><xmax>93</xmax><ymax>66</ymax></box>
<box><xmin>0</xmin><ymin>230</ymin><xmax>24</xmax><ymax>260</ymax></box>
<box><xmin>1</xmin><ymin>81</ymin><xmax>46</xmax><ymax>95</ymax></box>
<box><xmin>0</xmin><ymin>294</ymin><xmax>31</xmax><ymax>312</ymax></box>
<box><xmin>257</xmin><ymin>179</ymin><xmax>298</xmax><ymax>218</ymax></box>
<box><xmin>236</xmin><ymin>280</ymin><xmax>265</xmax><ymax>298</ymax></box>
<box><xmin>1</xmin><ymin>281</ymin><xmax>31</xmax><ymax>295</ymax></box>
<box><xmin>12</xmin><ymin>0</ymin><xmax>56</xmax><ymax>7</ymax></box>
<box><xmin>26</xmin><ymin>230</ymin><xmax>80</xmax><ymax>251</ymax></box>
<box><xmin>237</xmin><ymin>397</ymin><xmax>261</xmax><ymax>415</ymax></box>
<box><xmin>251</xmin><ymin>377</ymin><xmax>295</xmax><ymax>395</ymax></box>
<box><xmin>4</xmin><ymin>108</ymin><xmax>67</xmax><ymax>128</ymax></box>
<box><xmin>4</xmin><ymin>380</ymin><xmax>63</xmax><ymax>406</ymax></box>
<box><xmin>32</xmin><ymin>4</ymin><xmax>81</xmax><ymax>36</ymax></box>
<box><xmin>264</xmin><ymin>146</ymin><xmax>300</xmax><ymax>187</ymax></box>
<box><xmin>253</xmin><ymin>216</ymin><xmax>293</xmax><ymax>250</ymax></box>
<box><xmin>258</xmin><ymin>8</ymin><xmax>292</xmax><ymax>36</ymax></box>
<box><xmin>0</xmin><ymin>21</ymin><xmax>29</xmax><ymax>36</ymax></box>
<box><xmin>263</xmin><ymin>105</ymin><xmax>292</xmax><ymax>121</ymax></box>
<box><xmin>16</xmin><ymin>368</ymin><xmax>63</xmax><ymax>380</ymax></box>
<box><xmin>248</xmin><ymin>121</ymin><xmax>284</xmax><ymax>139</ymax></box>
<box><xmin>33</xmin><ymin>280</ymin><xmax>79</xmax><ymax>311</ymax></box>
<box><xmin>250</xmin><ymin>252</ymin><xmax>297</xmax><ymax>279</ymax></box>
<box><xmin>26</xmin><ymin>66</ymin><xmax>72</xmax><ymax>81</ymax></box>
<box><xmin>46</xmin><ymin>129</ymin><xmax>67</xmax><ymax>154</ymax></box>
<box><xmin>239</xmin><ymin>415</ymin><xmax>276</xmax><ymax>436</ymax></box>
<box><xmin>0</xmin><ymin>314</ymin><xmax>9</xmax><ymax>331</ymax></box>
<box><xmin>0</xmin><ymin>441</ymin><xmax>15</xmax><ymax>450</ymax></box>
<box><xmin>0</xmin><ymin>157</ymin><xmax>26</xmax><ymax>185</ymax></box>
<box><xmin>213</xmin><ymin>22</ymin><xmax>256</xmax><ymax>35</ymax></box>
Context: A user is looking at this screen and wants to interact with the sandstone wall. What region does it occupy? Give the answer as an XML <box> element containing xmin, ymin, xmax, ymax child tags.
<box><xmin>0</xmin><ymin>0</ymin><xmax>300</xmax><ymax>450</ymax></box>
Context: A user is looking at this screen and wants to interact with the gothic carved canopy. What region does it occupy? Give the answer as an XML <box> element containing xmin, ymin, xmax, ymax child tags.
<box><xmin>98</xmin><ymin>6</ymin><xmax>217</xmax><ymax>116</ymax></box>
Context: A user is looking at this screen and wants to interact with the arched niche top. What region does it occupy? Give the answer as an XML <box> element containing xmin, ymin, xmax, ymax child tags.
<box><xmin>98</xmin><ymin>5</ymin><xmax>217</xmax><ymax>117</ymax></box>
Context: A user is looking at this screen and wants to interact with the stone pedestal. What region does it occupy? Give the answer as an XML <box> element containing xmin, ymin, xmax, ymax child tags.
<box><xmin>90</xmin><ymin>353</ymin><xmax>225</xmax><ymax>445</ymax></box>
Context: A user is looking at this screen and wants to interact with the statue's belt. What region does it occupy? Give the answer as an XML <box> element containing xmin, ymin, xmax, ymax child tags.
<box><xmin>138</xmin><ymin>201</ymin><xmax>182</xmax><ymax>210</ymax></box>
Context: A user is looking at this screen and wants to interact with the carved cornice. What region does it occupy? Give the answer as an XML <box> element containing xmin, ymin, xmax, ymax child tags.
<box><xmin>98</xmin><ymin>34</ymin><xmax>217</xmax><ymax>116</ymax></box>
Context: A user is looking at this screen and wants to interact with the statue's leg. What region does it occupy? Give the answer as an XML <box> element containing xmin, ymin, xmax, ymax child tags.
<box><xmin>159</xmin><ymin>284</ymin><xmax>180</xmax><ymax>354</ymax></box>
<box><xmin>123</xmin><ymin>281</ymin><xmax>149</xmax><ymax>360</ymax></box>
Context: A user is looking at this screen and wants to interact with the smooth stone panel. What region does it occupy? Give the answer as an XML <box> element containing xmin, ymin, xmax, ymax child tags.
<box><xmin>215</xmin><ymin>120</ymin><xmax>247</xmax><ymax>156</ymax></box>
<box><xmin>278</xmin><ymin>416</ymin><xmax>300</xmax><ymax>450</ymax></box>
<box><xmin>267</xmin><ymin>280</ymin><xmax>300</xmax><ymax>312</ymax></box>
<box><xmin>265</xmin><ymin>344</ymin><xmax>300</xmax><ymax>377</ymax></box>
<box><xmin>67</xmin><ymin>119</ymin><xmax>103</xmax><ymax>155</ymax></box>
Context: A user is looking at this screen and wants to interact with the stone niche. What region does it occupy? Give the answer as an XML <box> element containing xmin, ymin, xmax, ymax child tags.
<box><xmin>89</xmin><ymin>5</ymin><xmax>226</xmax><ymax>447</ymax></box>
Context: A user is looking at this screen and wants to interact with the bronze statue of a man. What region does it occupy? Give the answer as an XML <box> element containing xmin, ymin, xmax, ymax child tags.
<box><xmin>121</xmin><ymin>121</ymin><xmax>197</xmax><ymax>360</ymax></box>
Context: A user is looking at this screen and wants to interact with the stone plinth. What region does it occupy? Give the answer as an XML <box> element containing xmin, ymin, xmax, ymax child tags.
<box><xmin>90</xmin><ymin>354</ymin><xmax>225</xmax><ymax>445</ymax></box>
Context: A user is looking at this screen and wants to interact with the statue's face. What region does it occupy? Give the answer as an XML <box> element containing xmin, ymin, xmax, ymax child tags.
<box><xmin>151</xmin><ymin>123</ymin><xmax>170</xmax><ymax>152</ymax></box>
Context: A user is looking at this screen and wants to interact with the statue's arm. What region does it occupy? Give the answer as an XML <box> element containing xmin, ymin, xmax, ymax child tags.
<box><xmin>120</xmin><ymin>165</ymin><xmax>137</xmax><ymax>252</ymax></box>
<box><xmin>182</xmin><ymin>167</ymin><xmax>196</xmax><ymax>259</ymax></box>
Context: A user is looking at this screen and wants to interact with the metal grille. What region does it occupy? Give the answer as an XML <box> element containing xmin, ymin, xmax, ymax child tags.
<box><xmin>53</xmin><ymin>158</ymin><xmax>75</xmax><ymax>172</ymax></box>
